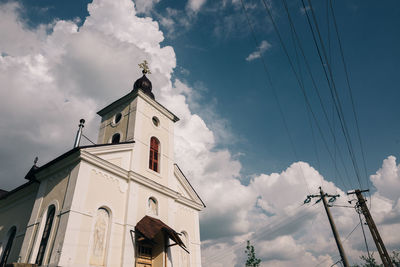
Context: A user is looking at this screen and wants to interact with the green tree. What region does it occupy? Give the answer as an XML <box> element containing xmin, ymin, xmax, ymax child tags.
<box><xmin>245</xmin><ymin>240</ymin><xmax>261</xmax><ymax>267</ymax></box>
<box><xmin>351</xmin><ymin>251</ymin><xmax>400</xmax><ymax>267</ymax></box>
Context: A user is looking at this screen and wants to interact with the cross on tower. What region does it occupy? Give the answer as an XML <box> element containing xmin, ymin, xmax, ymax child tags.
<box><xmin>138</xmin><ymin>60</ymin><xmax>151</xmax><ymax>75</ymax></box>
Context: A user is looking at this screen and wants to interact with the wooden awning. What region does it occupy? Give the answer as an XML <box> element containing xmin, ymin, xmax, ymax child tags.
<box><xmin>135</xmin><ymin>216</ymin><xmax>187</xmax><ymax>252</ymax></box>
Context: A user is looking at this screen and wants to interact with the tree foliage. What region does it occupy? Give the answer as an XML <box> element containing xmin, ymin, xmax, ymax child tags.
<box><xmin>351</xmin><ymin>251</ymin><xmax>400</xmax><ymax>267</ymax></box>
<box><xmin>245</xmin><ymin>240</ymin><xmax>261</xmax><ymax>267</ymax></box>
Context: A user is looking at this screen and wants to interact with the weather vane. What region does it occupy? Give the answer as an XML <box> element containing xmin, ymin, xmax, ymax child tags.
<box><xmin>138</xmin><ymin>60</ymin><xmax>151</xmax><ymax>75</ymax></box>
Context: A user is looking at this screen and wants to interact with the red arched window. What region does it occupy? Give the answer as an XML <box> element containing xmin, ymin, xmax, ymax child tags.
<box><xmin>149</xmin><ymin>137</ymin><xmax>160</xmax><ymax>172</ymax></box>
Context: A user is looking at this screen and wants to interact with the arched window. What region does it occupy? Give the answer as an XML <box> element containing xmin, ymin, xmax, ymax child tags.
<box><xmin>111</xmin><ymin>133</ymin><xmax>120</xmax><ymax>144</ymax></box>
<box><xmin>90</xmin><ymin>208</ymin><xmax>110</xmax><ymax>266</ymax></box>
<box><xmin>148</xmin><ymin>197</ymin><xmax>158</xmax><ymax>216</ymax></box>
<box><xmin>149</xmin><ymin>137</ymin><xmax>160</xmax><ymax>172</ymax></box>
<box><xmin>36</xmin><ymin>205</ymin><xmax>55</xmax><ymax>265</ymax></box>
<box><xmin>0</xmin><ymin>226</ymin><xmax>17</xmax><ymax>266</ymax></box>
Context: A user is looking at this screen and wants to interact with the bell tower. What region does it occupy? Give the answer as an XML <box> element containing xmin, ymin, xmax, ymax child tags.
<box><xmin>96</xmin><ymin>61</ymin><xmax>179</xmax><ymax>181</ymax></box>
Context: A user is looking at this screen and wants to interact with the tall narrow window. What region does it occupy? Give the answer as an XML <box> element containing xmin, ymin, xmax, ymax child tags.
<box><xmin>90</xmin><ymin>208</ymin><xmax>110</xmax><ymax>266</ymax></box>
<box><xmin>0</xmin><ymin>226</ymin><xmax>16</xmax><ymax>266</ymax></box>
<box><xmin>149</xmin><ymin>137</ymin><xmax>160</xmax><ymax>172</ymax></box>
<box><xmin>36</xmin><ymin>205</ymin><xmax>55</xmax><ymax>265</ymax></box>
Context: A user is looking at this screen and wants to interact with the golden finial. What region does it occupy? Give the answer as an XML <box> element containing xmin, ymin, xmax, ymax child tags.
<box><xmin>138</xmin><ymin>60</ymin><xmax>151</xmax><ymax>75</ymax></box>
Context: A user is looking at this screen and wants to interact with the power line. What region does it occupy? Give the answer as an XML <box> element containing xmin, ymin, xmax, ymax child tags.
<box><xmin>279</xmin><ymin>0</ymin><xmax>353</xmax><ymax>191</ymax></box>
<box><xmin>301</xmin><ymin>0</ymin><xmax>364</xmax><ymax>190</ymax></box>
<box><xmin>203</xmin><ymin>204</ymin><xmax>319</xmax><ymax>264</ymax></box>
<box><xmin>328</xmin><ymin>0</ymin><xmax>371</xmax><ymax>204</ymax></box>
<box><xmin>260</xmin><ymin>0</ymin><xmax>354</xmax><ymax>191</ymax></box>
<box><xmin>239</xmin><ymin>0</ymin><xmax>311</xmax><ymax>193</ymax></box>
<box><xmin>342</xmin><ymin>221</ymin><xmax>360</xmax><ymax>243</ymax></box>
<box><xmin>358</xmin><ymin>212</ymin><xmax>371</xmax><ymax>259</ymax></box>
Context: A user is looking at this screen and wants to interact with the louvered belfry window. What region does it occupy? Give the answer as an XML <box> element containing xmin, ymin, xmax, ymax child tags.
<box><xmin>36</xmin><ymin>205</ymin><xmax>55</xmax><ymax>265</ymax></box>
<box><xmin>149</xmin><ymin>137</ymin><xmax>160</xmax><ymax>172</ymax></box>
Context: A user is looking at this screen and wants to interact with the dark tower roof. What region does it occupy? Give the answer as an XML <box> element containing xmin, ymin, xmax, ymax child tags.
<box><xmin>133</xmin><ymin>71</ymin><xmax>154</xmax><ymax>99</ymax></box>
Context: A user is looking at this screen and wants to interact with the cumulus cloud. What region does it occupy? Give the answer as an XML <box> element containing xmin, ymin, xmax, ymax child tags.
<box><xmin>1</xmin><ymin>1</ymin><xmax>399</xmax><ymax>266</ymax></box>
<box><xmin>246</xmin><ymin>40</ymin><xmax>271</xmax><ymax>61</ymax></box>
<box><xmin>201</xmin><ymin>157</ymin><xmax>400</xmax><ymax>266</ymax></box>
<box><xmin>370</xmin><ymin>156</ymin><xmax>400</xmax><ymax>201</ymax></box>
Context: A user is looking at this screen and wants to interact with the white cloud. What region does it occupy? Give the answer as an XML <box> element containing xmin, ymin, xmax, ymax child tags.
<box><xmin>134</xmin><ymin>0</ymin><xmax>160</xmax><ymax>14</ymax></box>
<box><xmin>370</xmin><ymin>156</ymin><xmax>400</xmax><ymax>201</ymax></box>
<box><xmin>186</xmin><ymin>0</ymin><xmax>207</xmax><ymax>13</ymax></box>
<box><xmin>202</xmin><ymin>157</ymin><xmax>400</xmax><ymax>266</ymax></box>
<box><xmin>246</xmin><ymin>40</ymin><xmax>271</xmax><ymax>61</ymax></box>
<box><xmin>1</xmin><ymin>1</ymin><xmax>399</xmax><ymax>266</ymax></box>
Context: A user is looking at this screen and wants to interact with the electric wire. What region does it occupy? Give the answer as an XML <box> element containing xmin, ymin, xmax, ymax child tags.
<box><xmin>203</xmin><ymin>203</ymin><xmax>320</xmax><ymax>264</ymax></box>
<box><xmin>306</xmin><ymin>0</ymin><xmax>364</xmax><ymax>190</ymax></box>
<box><xmin>301</xmin><ymin>0</ymin><xmax>364</xmax><ymax>190</ymax></box>
<box><xmin>82</xmin><ymin>134</ymin><xmax>96</xmax><ymax>145</ymax></box>
<box><xmin>330</xmin><ymin>204</ymin><xmax>354</xmax><ymax>209</ymax></box>
<box><xmin>314</xmin><ymin>255</ymin><xmax>341</xmax><ymax>267</ymax></box>
<box><xmin>358</xmin><ymin>212</ymin><xmax>371</xmax><ymax>259</ymax></box>
<box><xmin>330</xmin><ymin>259</ymin><xmax>343</xmax><ymax>267</ymax></box>
<box><xmin>260</xmin><ymin>0</ymin><xmax>353</xmax><ymax>191</ymax></box>
<box><xmin>239</xmin><ymin>0</ymin><xmax>311</xmax><ymax>193</ymax></box>
<box><xmin>289</xmin><ymin>17</ymin><xmax>324</xmax><ymax>188</ymax></box>
<box><xmin>342</xmin><ymin>221</ymin><xmax>360</xmax><ymax>243</ymax></box>
<box><xmin>204</xmin><ymin>202</ymin><xmax>319</xmax><ymax>263</ymax></box>
<box><xmin>328</xmin><ymin>0</ymin><xmax>371</xmax><ymax>205</ymax></box>
<box><xmin>278</xmin><ymin>0</ymin><xmax>353</xmax><ymax>192</ymax></box>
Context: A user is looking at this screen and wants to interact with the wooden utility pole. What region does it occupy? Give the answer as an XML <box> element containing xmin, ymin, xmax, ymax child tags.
<box><xmin>348</xmin><ymin>189</ymin><xmax>393</xmax><ymax>267</ymax></box>
<box><xmin>306</xmin><ymin>187</ymin><xmax>350</xmax><ymax>267</ymax></box>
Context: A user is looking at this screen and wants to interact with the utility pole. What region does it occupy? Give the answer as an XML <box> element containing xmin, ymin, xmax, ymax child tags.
<box><xmin>305</xmin><ymin>187</ymin><xmax>350</xmax><ymax>267</ymax></box>
<box><xmin>348</xmin><ymin>189</ymin><xmax>393</xmax><ymax>267</ymax></box>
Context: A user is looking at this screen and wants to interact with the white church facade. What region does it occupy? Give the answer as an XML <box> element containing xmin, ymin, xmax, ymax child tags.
<box><xmin>0</xmin><ymin>64</ymin><xmax>205</xmax><ymax>267</ymax></box>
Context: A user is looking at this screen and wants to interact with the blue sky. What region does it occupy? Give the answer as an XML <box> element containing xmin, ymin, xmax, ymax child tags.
<box><xmin>3</xmin><ymin>0</ymin><xmax>399</xmax><ymax>191</ymax></box>
<box><xmin>1</xmin><ymin>0</ymin><xmax>400</xmax><ymax>265</ymax></box>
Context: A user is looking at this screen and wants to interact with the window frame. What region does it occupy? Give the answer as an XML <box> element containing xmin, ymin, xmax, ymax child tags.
<box><xmin>149</xmin><ymin>137</ymin><xmax>160</xmax><ymax>173</ymax></box>
<box><xmin>35</xmin><ymin>205</ymin><xmax>56</xmax><ymax>266</ymax></box>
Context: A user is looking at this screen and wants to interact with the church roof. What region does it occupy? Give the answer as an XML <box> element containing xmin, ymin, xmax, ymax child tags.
<box><xmin>174</xmin><ymin>164</ymin><xmax>206</xmax><ymax>208</ymax></box>
<box><xmin>0</xmin><ymin>141</ymin><xmax>135</xmax><ymax>200</ymax></box>
<box><xmin>0</xmin><ymin>180</ymin><xmax>37</xmax><ymax>200</ymax></box>
<box><xmin>0</xmin><ymin>189</ymin><xmax>9</xmax><ymax>198</ymax></box>
<box><xmin>133</xmin><ymin>74</ymin><xmax>154</xmax><ymax>99</ymax></box>
<box><xmin>35</xmin><ymin>141</ymin><xmax>135</xmax><ymax>174</ymax></box>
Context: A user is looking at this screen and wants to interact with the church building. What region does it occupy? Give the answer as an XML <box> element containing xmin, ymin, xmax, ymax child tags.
<box><xmin>0</xmin><ymin>62</ymin><xmax>205</xmax><ymax>267</ymax></box>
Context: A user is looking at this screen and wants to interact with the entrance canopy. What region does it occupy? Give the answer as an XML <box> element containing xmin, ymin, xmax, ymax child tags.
<box><xmin>135</xmin><ymin>216</ymin><xmax>186</xmax><ymax>250</ymax></box>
